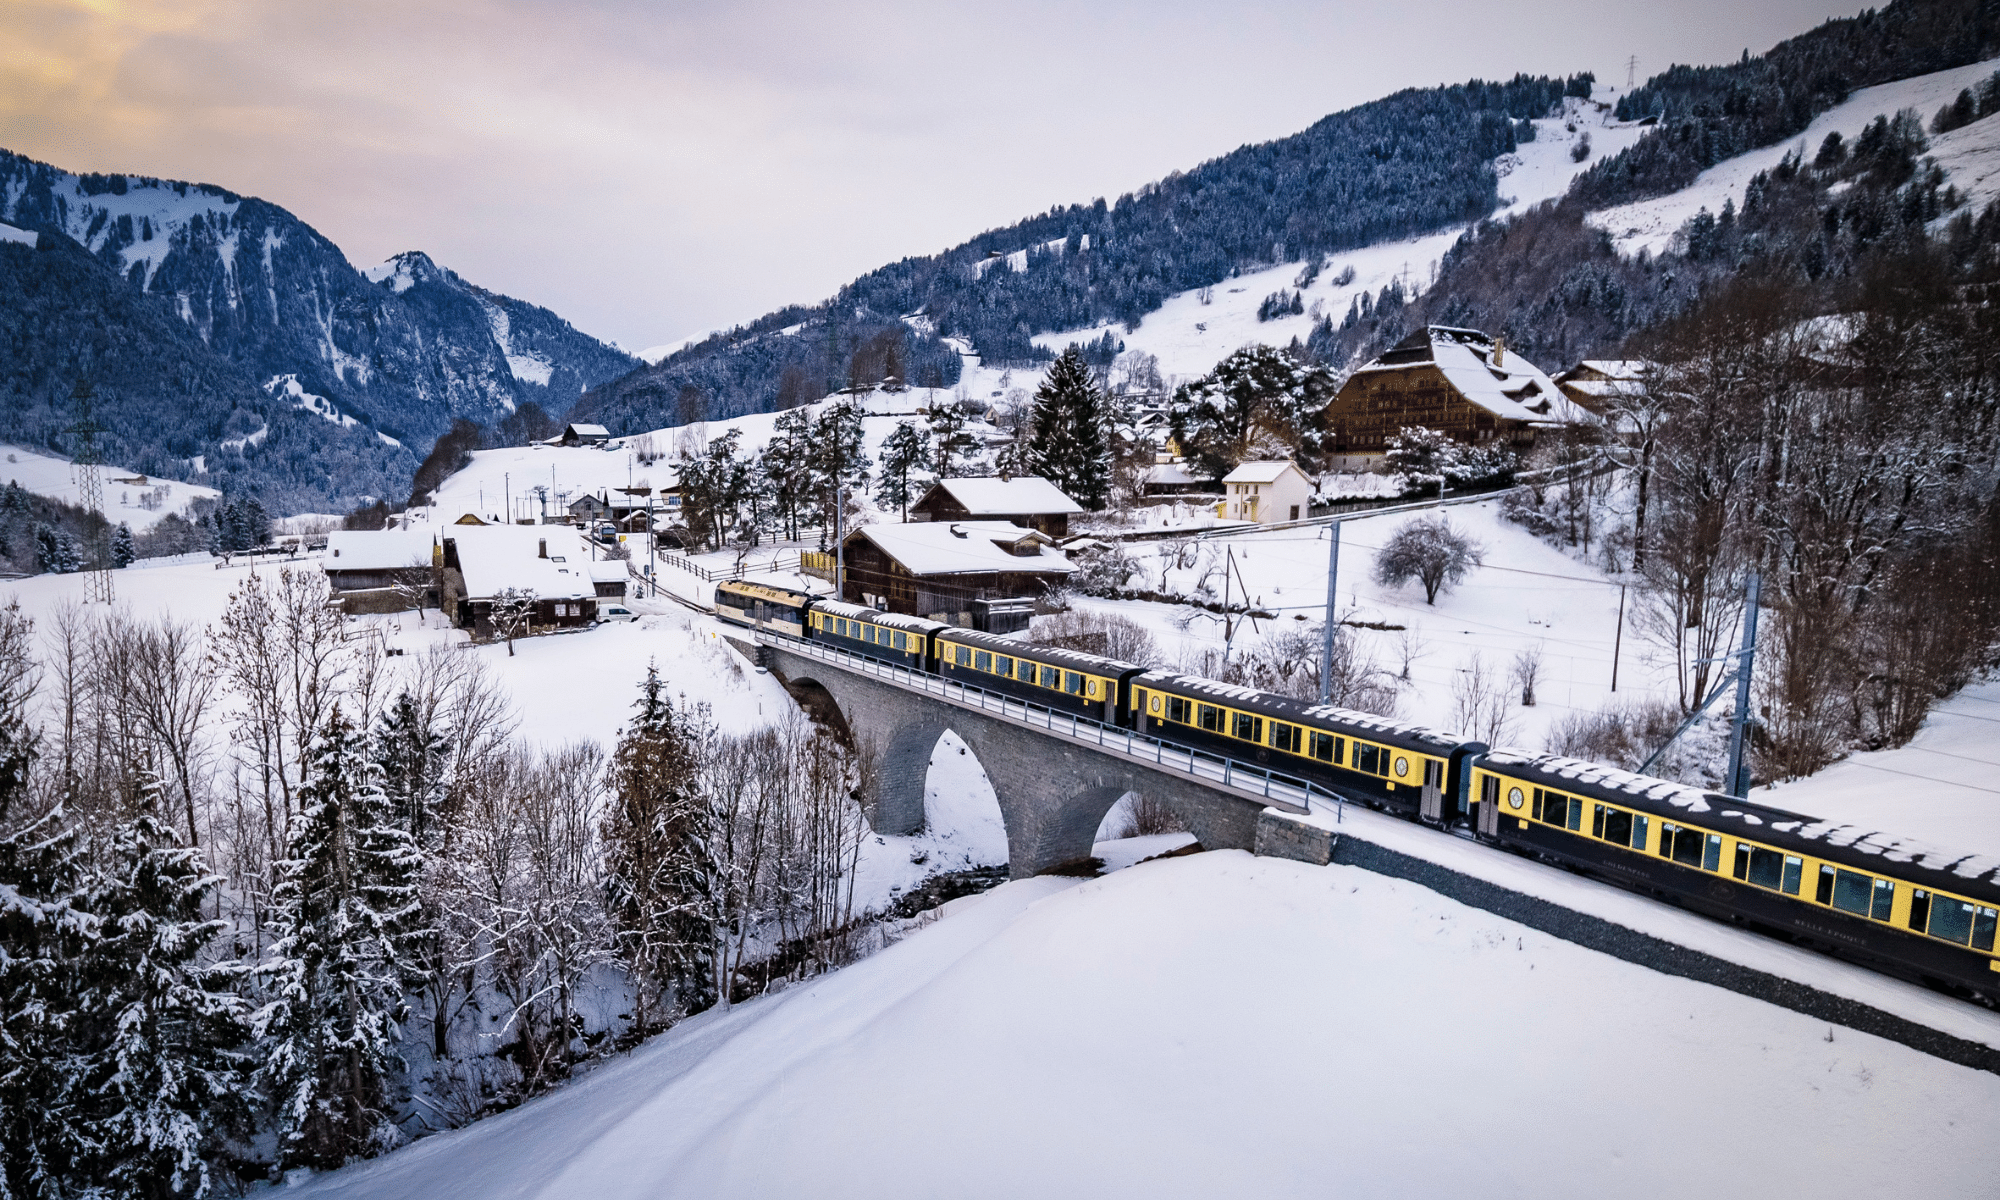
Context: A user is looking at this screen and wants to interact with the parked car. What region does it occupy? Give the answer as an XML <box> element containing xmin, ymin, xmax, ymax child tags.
<box><xmin>596</xmin><ymin>605</ymin><xmax>638</xmax><ymax>624</ymax></box>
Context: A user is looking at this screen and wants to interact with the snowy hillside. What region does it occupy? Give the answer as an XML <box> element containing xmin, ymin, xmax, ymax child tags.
<box><xmin>288</xmin><ymin>851</ymin><xmax>2000</xmax><ymax>1200</ymax></box>
<box><xmin>1590</xmin><ymin>56</ymin><xmax>2000</xmax><ymax>257</ymax></box>
<box><xmin>1033</xmin><ymin>91</ymin><xmax>1651</xmax><ymax>378</ymax></box>
<box><xmin>0</xmin><ymin>442</ymin><xmax>217</xmax><ymax>531</ymax></box>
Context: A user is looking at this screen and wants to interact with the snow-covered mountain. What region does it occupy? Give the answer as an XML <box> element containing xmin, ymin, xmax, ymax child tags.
<box><xmin>0</xmin><ymin>149</ymin><xmax>636</xmax><ymax>507</ymax></box>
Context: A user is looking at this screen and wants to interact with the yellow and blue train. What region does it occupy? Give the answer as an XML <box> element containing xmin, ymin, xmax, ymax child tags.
<box><xmin>717</xmin><ymin>580</ymin><xmax>2000</xmax><ymax>1002</ymax></box>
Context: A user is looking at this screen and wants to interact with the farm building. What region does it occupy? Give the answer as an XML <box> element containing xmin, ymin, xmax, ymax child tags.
<box><xmin>1322</xmin><ymin>326</ymin><xmax>1588</xmax><ymax>469</ymax></box>
<box><xmin>840</xmin><ymin>520</ymin><xmax>1073</xmax><ymax>628</ymax></box>
<box><xmin>908</xmin><ymin>476</ymin><xmax>1084</xmax><ymax>537</ymax></box>
<box><xmin>556</xmin><ymin>423</ymin><xmax>611</xmax><ymax>447</ymax></box>
<box><xmin>322</xmin><ymin>528</ymin><xmax>439</xmax><ymax>612</ymax></box>
<box><xmin>1219</xmin><ymin>460</ymin><xmax>1315</xmax><ymax>525</ymax></box>
<box><xmin>439</xmin><ymin>524</ymin><xmax>601</xmax><ymax>637</ymax></box>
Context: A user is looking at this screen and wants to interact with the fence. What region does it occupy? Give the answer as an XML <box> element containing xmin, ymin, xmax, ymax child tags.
<box><xmin>656</xmin><ymin>549</ymin><xmax>803</xmax><ymax>583</ymax></box>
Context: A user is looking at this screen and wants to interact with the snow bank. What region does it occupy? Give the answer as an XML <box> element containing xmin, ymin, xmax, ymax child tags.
<box><xmin>292</xmin><ymin>852</ymin><xmax>2000</xmax><ymax>1200</ymax></box>
<box><xmin>0</xmin><ymin>443</ymin><xmax>218</xmax><ymax>532</ymax></box>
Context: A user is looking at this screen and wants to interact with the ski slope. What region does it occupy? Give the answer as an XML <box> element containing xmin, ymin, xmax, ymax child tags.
<box><xmin>0</xmin><ymin>443</ymin><xmax>218</xmax><ymax>531</ymax></box>
<box><xmin>289</xmin><ymin>850</ymin><xmax>2000</xmax><ymax>1200</ymax></box>
<box><xmin>1590</xmin><ymin>56</ymin><xmax>2000</xmax><ymax>258</ymax></box>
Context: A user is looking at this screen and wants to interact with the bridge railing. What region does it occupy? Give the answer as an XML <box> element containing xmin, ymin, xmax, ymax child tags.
<box><xmin>756</xmin><ymin>630</ymin><xmax>1334</xmax><ymax>817</ymax></box>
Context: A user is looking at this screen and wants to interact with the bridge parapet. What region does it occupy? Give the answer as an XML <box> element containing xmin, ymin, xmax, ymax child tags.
<box><xmin>755</xmin><ymin>632</ymin><xmax>1318</xmax><ymax>878</ymax></box>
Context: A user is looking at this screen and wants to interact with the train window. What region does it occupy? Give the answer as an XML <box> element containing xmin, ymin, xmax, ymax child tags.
<box><xmin>1872</xmin><ymin>879</ymin><xmax>1895</xmax><ymax>922</ymax></box>
<box><xmin>1507</xmin><ymin>786</ymin><xmax>1525</xmax><ymax>810</ymax></box>
<box><xmin>1816</xmin><ymin>865</ymin><xmax>1836</xmax><ymax>906</ymax></box>
<box><xmin>1168</xmin><ymin>696</ymin><xmax>1192</xmax><ymax>723</ymax></box>
<box><xmin>996</xmin><ymin>656</ymin><xmax>1014</xmax><ymax>678</ymax></box>
<box><xmin>1231</xmin><ymin>712</ymin><xmax>1262</xmax><ymax>742</ymax></box>
<box><xmin>1272</xmin><ymin>724</ymin><xmax>1301</xmax><ymax>753</ymax></box>
<box><xmin>1393</xmin><ymin>756</ymin><xmax>1409</xmax><ymax>778</ymax></box>
<box><xmin>1355</xmin><ymin>744</ymin><xmax>1380</xmax><ymax>774</ymax></box>
<box><xmin>1535</xmin><ymin>790</ymin><xmax>1576</xmax><ymax>829</ymax></box>
<box><xmin>1975</xmin><ymin>908</ymin><xmax>1997</xmax><ymax>953</ymax></box>
<box><xmin>957</xmin><ymin>646</ymin><xmax>974</xmax><ymax>667</ymax></box>
<box><xmin>1064</xmin><ymin>672</ymin><xmax>1083</xmax><ymax>695</ymax></box>
<box><xmin>1660</xmin><ymin>824</ymin><xmax>1705</xmax><ymax>867</ymax></box>
<box><xmin>1782</xmin><ymin>856</ymin><xmax>1803</xmax><ymax>895</ymax></box>
<box><xmin>1704</xmin><ymin>834</ymin><xmax>1721</xmax><ymax>872</ymax></box>
<box><xmin>1039</xmin><ymin>665</ymin><xmax>1060</xmax><ymax>689</ymax></box>
<box><xmin>1481</xmin><ymin>775</ymin><xmax>1499</xmax><ymax>806</ymax></box>
<box><xmin>1632</xmin><ymin>815</ymin><xmax>1649</xmax><ymax>852</ymax></box>
<box><xmin>1424</xmin><ymin>761</ymin><xmax>1442</xmax><ymax>789</ymax></box>
<box><xmin>1595</xmin><ymin>805</ymin><xmax>1634</xmax><ymax>848</ymax></box>
<box><xmin>1198</xmin><ymin>704</ymin><xmax>1224</xmax><ymax>733</ymax></box>
<box><xmin>1910</xmin><ymin>889</ymin><xmax>1931</xmax><ymax>932</ymax></box>
<box><xmin>1929</xmin><ymin>897</ymin><xmax>1977</xmax><ymax>945</ymax></box>
<box><xmin>1309</xmin><ymin>731</ymin><xmax>1339</xmax><ymax>762</ymax></box>
<box><xmin>1829</xmin><ymin>869</ymin><xmax>1874</xmax><ymax>916</ymax></box>
<box><xmin>974</xmin><ymin>651</ymin><xmax>991</xmax><ymax>672</ymax></box>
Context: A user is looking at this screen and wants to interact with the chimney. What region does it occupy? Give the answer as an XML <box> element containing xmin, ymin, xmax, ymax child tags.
<box><xmin>1493</xmin><ymin>336</ymin><xmax>1506</xmax><ymax>368</ymax></box>
<box><xmin>538</xmin><ymin>538</ymin><xmax>547</xmax><ymax>558</ymax></box>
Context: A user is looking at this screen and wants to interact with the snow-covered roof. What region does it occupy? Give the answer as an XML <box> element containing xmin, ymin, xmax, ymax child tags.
<box><xmin>856</xmin><ymin>521</ymin><xmax>1075</xmax><ymax>577</ymax></box>
<box><xmin>923</xmin><ymin>476</ymin><xmax>1083</xmax><ymax>515</ymax></box>
<box><xmin>1564</xmin><ymin>359</ymin><xmax>1651</xmax><ymax>382</ymax></box>
<box><xmin>586</xmin><ymin>559</ymin><xmax>630</xmax><ymax>583</ymax></box>
<box><xmin>1143</xmin><ymin>462</ymin><xmax>1202</xmax><ymax>486</ymax></box>
<box><xmin>324</xmin><ymin>528</ymin><xmax>436</xmax><ymax>571</ymax></box>
<box><xmin>1354</xmin><ymin>327</ymin><xmax>1589</xmax><ymax>426</ymax></box>
<box><xmin>563</xmin><ymin>423</ymin><xmax>610</xmax><ymax>438</ymax></box>
<box><xmin>444</xmin><ymin>525</ymin><xmax>596</xmax><ymax>599</ymax></box>
<box><xmin>1221</xmin><ymin>460</ymin><xmax>1305</xmax><ymax>485</ymax></box>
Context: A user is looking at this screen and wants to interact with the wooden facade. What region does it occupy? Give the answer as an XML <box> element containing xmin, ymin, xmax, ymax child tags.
<box><xmin>839</xmin><ymin>532</ymin><xmax>1068</xmax><ymax>622</ymax></box>
<box><xmin>1323</xmin><ymin>326</ymin><xmax>1577</xmax><ymax>468</ymax></box>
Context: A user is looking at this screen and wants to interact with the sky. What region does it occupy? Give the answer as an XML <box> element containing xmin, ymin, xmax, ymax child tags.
<box><xmin>2</xmin><ymin>0</ymin><xmax>1870</xmax><ymax>354</ymax></box>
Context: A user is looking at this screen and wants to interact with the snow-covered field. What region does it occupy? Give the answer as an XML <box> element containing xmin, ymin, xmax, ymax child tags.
<box><xmin>289</xmin><ymin>851</ymin><xmax>2000</xmax><ymax>1200</ymax></box>
<box><xmin>1</xmin><ymin>442</ymin><xmax>217</xmax><ymax>531</ymax></box>
<box><xmin>1590</xmin><ymin>56</ymin><xmax>2000</xmax><ymax>257</ymax></box>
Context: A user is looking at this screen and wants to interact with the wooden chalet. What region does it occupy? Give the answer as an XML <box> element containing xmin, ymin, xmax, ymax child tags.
<box><xmin>322</xmin><ymin>528</ymin><xmax>438</xmax><ymax>613</ymax></box>
<box><xmin>438</xmin><ymin>525</ymin><xmax>600</xmax><ymax>637</ymax></box>
<box><xmin>841</xmin><ymin>520</ymin><xmax>1074</xmax><ymax>626</ymax></box>
<box><xmin>908</xmin><ymin>476</ymin><xmax>1084</xmax><ymax>537</ymax></box>
<box><xmin>1323</xmin><ymin>326</ymin><xmax>1588</xmax><ymax>469</ymax></box>
<box><xmin>556</xmin><ymin>423</ymin><xmax>611</xmax><ymax>447</ymax></box>
<box><xmin>1554</xmin><ymin>359</ymin><xmax>1652</xmax><ymax>415</ymax></box>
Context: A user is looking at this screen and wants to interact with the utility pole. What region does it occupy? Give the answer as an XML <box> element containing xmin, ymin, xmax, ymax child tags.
<box><xmin>1724</xmin><ymin>573</ymin><xmax>1762</xmax><ymax>798</ymax></box>
<box><xmin>833</xmin><ymin>480</ymin><xmax>845</xmax><ymax>602</ymax></box>
<box><xmin>1610</xmin><ymin>582</ymin><xmax>1627</xmax><ymax>692</ymax></box>
<box><xmin>1318</xmin><ymin>521</ymin><xmax>1342</xmax><ymax>703</ymax></box>
<box><xmin>66</xmin><ymin>381</ymin><xmax>113</xmax><ymax>604</ymax></box>
<box><xmin>1626</xmin><ymin>55</ymin><xmax>1638</xmax><ymax>91</ymax></box>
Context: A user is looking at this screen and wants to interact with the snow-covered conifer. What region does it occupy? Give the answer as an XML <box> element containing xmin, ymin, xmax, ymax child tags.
<box><xmin>255</xmin><ymin>707</ymin><xmax>425</xmax><ymax>1170</ymax></box>
<box><xmin>111</xmin><ymin>522</ymin><xmax>136</xmax><ymax>569</ymax></box>
<box><xmin>875</xmin><ymin>422</ymin><xmax>931</xmax><ymax>519</ymax></box>
<box><xmin>373</xmin><ymin>692</ymin><xmax>448</xmax><ymax>847</ymax></box>
<box><xmin>1026</xmin><ymin>348</ymin><xmax>1111</xmax><ymax>510</ymax></box>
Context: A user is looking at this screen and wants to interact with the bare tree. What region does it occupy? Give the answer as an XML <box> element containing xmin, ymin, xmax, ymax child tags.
<box><xmin>1451</xmin><ymin>653</ymin><xmax>1512</xmax><ymax>746</ymax></box>
<box><xmin>121</xmin><ymin>615</ymin><xmax>217</xmax><ymax>846</ymax></box>
<box><xmin>1511</xmin><ymin>643</ymin><xmax>1543</xmax><ymax>708</ymax></box>
<box><xmin>1373</xmin><ymin>516</ymin><xmax>1483</xmax><ymax>605</ymax></box>
<box><xmin>489</xmin><ymin>588</ymin><xmax>537</xmax><ymax>656</ymax></box>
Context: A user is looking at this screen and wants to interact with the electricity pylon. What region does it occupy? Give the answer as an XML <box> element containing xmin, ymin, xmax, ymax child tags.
<box><xmin>67</xmin><ymin>380</ymin><xmax>114</xmax><ymax>604</ymax></box>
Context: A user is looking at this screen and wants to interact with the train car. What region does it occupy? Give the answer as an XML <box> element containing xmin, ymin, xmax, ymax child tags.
<box><xmin>933</xmin><ymin>627</ymin><xmax>1145</xmax><ymax>724</ymax></box>
<box><xmin>1471</xmin><ymin>750</ymin><xmax>2000</xmax><ymax>997</ymax></box>
<box><xmin>1128</xmin><ymin>672</ymin><xmax>1474</xmax><ymax>821</ymax></box>
<box><xmin>712</xmin><ymin>580</ymin><xmax>815</xmax><ymax>638</ymax></box>
<box><xmin>802</xmin><ymin>600</ymin><xmax>944</xmax><ymax>672</ymax></box>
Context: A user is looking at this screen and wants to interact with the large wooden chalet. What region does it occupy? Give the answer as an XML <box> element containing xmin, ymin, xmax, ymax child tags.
<box><xmin>841</xmin><ymin>520</ymin><xmax>1073</xmax><ymax>628</ymax></box>
<box><xmin>1323</xmin><ymin>326</ymin><xmax>1588</xmax><ymax>469</ymax></box>
<box><xmin>908</xmin><ymin>476</ymin><xmax>1084</xmax><ymax>537</ymax></box>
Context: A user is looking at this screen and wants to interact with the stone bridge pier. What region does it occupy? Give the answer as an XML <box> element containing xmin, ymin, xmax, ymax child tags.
<box><xmin>760</xmin><ymin>643</ymin><xmax>1274</xmax><ymax>879</ymax></box>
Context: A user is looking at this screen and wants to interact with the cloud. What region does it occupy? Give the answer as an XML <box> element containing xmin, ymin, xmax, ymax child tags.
<box><xmin>1</xmin><ymin>0</ymin><xmax>1868</xmax><ymax>350</ymax></box>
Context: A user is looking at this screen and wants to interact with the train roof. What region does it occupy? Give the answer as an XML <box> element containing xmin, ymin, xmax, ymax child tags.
<box><xmin>714</xmin><ymin>580</ymin><xmax>814</xmax><ymax>605</ymax></box>
<box><xmin>938</xmin><ymin>626</ymin><xmax>1149</xmax><ymax>678</ymax></box>
<box><xmin>1134</xmin><ymin>671</ymin><xmax>1466</xmax><ymax>752</ymax></box>
<box><xmin>1483</xmin><ymin>751</ymin><xmax>2000</xmax><ymax>901</ymax></box>
<box><xmin>810</xmin><ymin>599</ymin><xmax>947</xmax><ymax>635</ymax></box>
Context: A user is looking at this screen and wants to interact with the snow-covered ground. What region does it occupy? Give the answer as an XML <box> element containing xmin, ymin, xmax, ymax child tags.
<box><xmin>1</xmin><ymin>442</ymin><xmax>217</xmax><ymax>531</ymax></box>
<box><xmin>289</xmin><ymin>850</ymin><xmax>2000</xmax><ymax>1200</ymax></box>
<box><xmin>1590</xmin><ymin>56</ymin><xmax>2000</xmax><ymax>257</ymax></box>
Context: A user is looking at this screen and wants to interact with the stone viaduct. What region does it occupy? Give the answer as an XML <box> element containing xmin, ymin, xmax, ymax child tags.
<box><xmin>753</xmin><ymin>638</ymin><xmax>1308</xmax><ymax>879</ymax></box>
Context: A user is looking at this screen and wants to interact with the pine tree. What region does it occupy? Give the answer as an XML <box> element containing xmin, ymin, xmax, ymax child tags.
<box><xmin>875</xmin><ymin>421</ymin><xmax>931</xmax><ymax>520</ymax></box>
<box><xmin>921</xmin><ymin>396</ymin><xmax>975</xmax><ymax>479</ymax></box>
<box><xmin>1168</xmin><ymin>344</ymin><xmax>1335</xmax><ymax>480</ymax></box>
<box><xmin>32</xmin><ymin>522</ymin><xmax>59</xmax><ymax>574</ymax></box>
<box><xmin>809</xmin><ymin>403</ymin><xmax>870</xmax><ymax>548</ymax></box>
<box><xmin>603</xmin><ymin>668</ymin><xmax>718</xmax><ymax>1034</ymax></box>
<box><xmin>254</xmin><ymin>707</ymin><xmax>425</xmax><ymax>1171</ymax></box>
<box><xmin>74</xmin><ymin>771</ymin><xmax>248</xmax><ymax>1199</ymax></box>
<box><xmin>372</xmin><ymin>693</ymin><xmax>447</xmax><ymax>846</ymax></box>
<box><xmin>112</xmin><ymin>522</ymin><xmax>136</xmax><ymax>568</ymax></box>
<box><xmin>1026</xmin><ymin>348</ymin><xmax>1111</xmax><ymax>510</ymax></box>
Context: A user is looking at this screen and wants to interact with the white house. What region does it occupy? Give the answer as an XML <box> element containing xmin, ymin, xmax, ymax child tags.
<box><xmin>1220</xmin><ymin>460</ymin><xmax>1315</xmax><ymax>525</ymax></box>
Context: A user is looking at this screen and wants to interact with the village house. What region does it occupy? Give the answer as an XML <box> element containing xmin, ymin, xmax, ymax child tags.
<box><xmin>1553</xmin><ymin>359</ymin><xmax>1652</xmax><ymax>415</ymax></box>
<box><xmin>1322</xmin><ymin>326</ymin><xmax>1588</xmax><ymax>469</ymax></box>
<box><xmin>322</xmin><ymin>527</ymin><xmax>438</xmax><ymax>612</ymax></box>
<box><xmin>438</xmin><ymin>524</ymin><xmax>601</xmax><ymax>637</ymax></box>
<box><xmin>1140</xmin><ymin>458</ymin><xmax>1215</xmax><ymax>500</ymax></box>
<box><xmin>840</xmin><ymin>520</ymin><xmax>1074</xmax><ymax>630</ymax></box>
<box><xmin>555</xmin><ymin>422</ymin><xmax>611</xmax><ymax>447</ymax></box>
<box><xmin>907</xmin><ymin>476</ymin><xmax>1084</xmax><ymax>537</ymax></box>
<box><xmin>1219</xmin><ymin>460</ymin><xmax>1316</xmax><ymax>525</ymax></box>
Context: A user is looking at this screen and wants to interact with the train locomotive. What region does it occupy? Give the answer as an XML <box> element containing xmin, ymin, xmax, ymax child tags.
<box><xmin>715</xmin><ymin>580</ymin><xmax>2000</xmax><ymax>1002</ymax></box>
